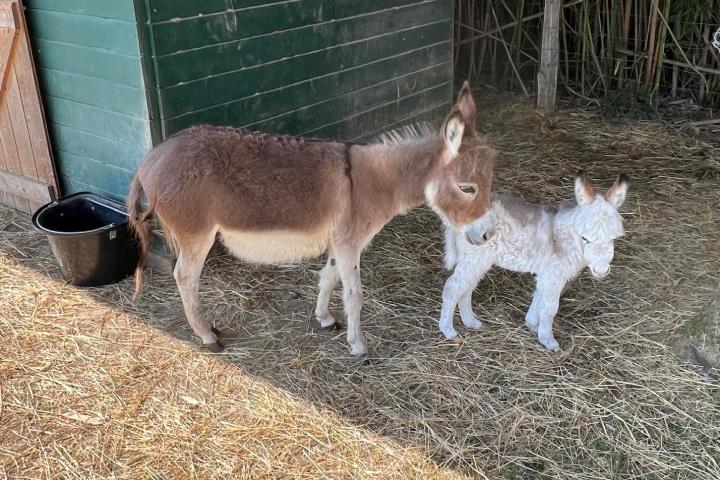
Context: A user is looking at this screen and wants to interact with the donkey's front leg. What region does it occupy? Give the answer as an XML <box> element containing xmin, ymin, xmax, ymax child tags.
<box><xmin>532</xmin><ymin>276</ymin><xmax>565</xmax><ymax>352</ymax></box>
<box><xmin>335</xmin><ymin>250</ymin><xmax>367</xmax><ymax>356</ymax></box>
<box><xmin>315</xmin><ymin>250</ymin><xmax>340</xmax><ymax>328</ymax></box>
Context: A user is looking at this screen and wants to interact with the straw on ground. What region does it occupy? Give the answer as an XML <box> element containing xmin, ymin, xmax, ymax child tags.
<box><xmin>1</xmin><ymin>98</ymin><xmax>719</xmax><ymax>479</ymax></box>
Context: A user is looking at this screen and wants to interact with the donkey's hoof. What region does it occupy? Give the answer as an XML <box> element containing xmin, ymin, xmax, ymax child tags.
<box><xmin>326</xmin><ymin>322</ymin><xmax>343</xmax><ymax>332</ymax></box>
<box><xmin>313</xmin><ymin>318</ymin><xmax>343</xmax><ymax>332</ymax></box>
<box><xmin>204</xmin><ymin>341</ymin><xmax>224</xmax><ymax>353</ymax></box>
<box><xmin>540</xmin><ymin>338</ymin><xmax>560</xmax><ymax>352</ymax></box>
<box><xmin>462</xmin><ymin>317</ymin><xmax>483</xmax><ymax>330</ymax></box>
<box><xmin>448</xmin><ymin>334</ymin><xmax>464</xmax><ymax>344</ymax></box>
<box><xmin>317</xmin><ymin>315</ymin><xmax>337</xmax><ymax>329</ymax></box>
<box><xmin>355</xmin><ymin>354</ymin><xmax>371</xmax><ymax>366</ymax></box>
<box><xmin>211</xmin><ymin>326</ymin><xmax>222</xmax><ymax>336</ymax></box>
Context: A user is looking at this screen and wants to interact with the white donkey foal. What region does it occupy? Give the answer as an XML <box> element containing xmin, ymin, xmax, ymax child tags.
<box><xmin>440</xmin><ymin>171</ymin><xmax>629</xmax><ymax>351</ymax></box>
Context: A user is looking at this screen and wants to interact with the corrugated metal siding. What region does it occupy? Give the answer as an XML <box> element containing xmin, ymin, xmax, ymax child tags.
<box><xmin>142</xmin><ymin>0</ymin><xmax>454</xmax><ymax>140</ymax></box>
<box><xmin>25</xmin><ymin>0</ymin><xmax>152</xmax><ymax>201</ymax></box>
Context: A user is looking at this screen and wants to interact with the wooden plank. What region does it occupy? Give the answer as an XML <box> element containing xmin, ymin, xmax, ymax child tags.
<box><xmin>354</xmin><ymin>102</ymin><xmax>449</xmax><ymax>142</ymax></box>
<box><xmin>166</xmin><ymin>62</ymin><xmax>452</xmax><ymax>134</ymax></box>
<box><xmin>0</xmin><ymin>1</ymin><xmax>15</xmax><ymax>28</ymax></box>
<box><xmin>151</xmin><ymin>0</ymin><xmax>448</xmax><ymax>56</ymax></box>
<box><xmin>60</xmin><ymin>174</ymin><xmax>123</xmax><ymax>202</ymax></box>
<box><xmin>0</xmin><ymin>99</ymin><xmax>29</xmax><ymax>211</ymax></box>
<box><xmin>149</xmin><ymin>0</ymin><xmax>293</xmax><ymax>23</ymax></box>
<box><xmin>155</xmin><ymin>19</ymin><xmax>450</xmax><ymax>88</ymax></box>
<box><xmin>5</xmin><ymin>65</ymin><xmax>38</xmax><ymax>179</ymax></box>
<box><xmin>306</xmin><ymin>81</ymin><xmax>451</xmax><ymax>140</ymax></box>
<box><xmin>0</xmin><ymin>2</ymin><xmax>17</xmax><ymax>94</ymax></box>
<box><xmin>48</xmin><ymin>123</ymin><xmax>148</xmax><ymax>171</ymax></box>
<box><xmin>0</xmin><ymin>168</ymin><xmax>52</xmax><ymax>203</ymax></box>
<box><xmin>25</xmin><ymin>9</ymin><xmax>139</xmax><ymax>55</ymax></box>
<box><xmin>24</xmin><ymin>0</ymin><xmax>136</xmax><ymax>21</ymax></box>
<box><xmin>0</xmin><ymin>121</ymin><xmax>18</xmax><ymax>209</ymax></box>
<box><xmin>12</xmin><ymin>0</ymin><xmax>57</xmax><ymax>188</ymax></box>
<box><xmin>43</xmin><ymin>96</ymin><xmax>152</xmax><ymax>148</ymax></box>
<box><xmin>37</xmin><ymin>67</ymin><xmax>149</xmax><ymax>118</ymax></box>
<box><xmin>55</xmin><ymin>151</ymin><xmax>132</xmax><ymax>198</ymax></box>
<box><xmin>161</xmin><ymin>39</ymin><xmax>450</xmax><ymax>120</ymax></box>
<box><xmin>537</xmin><ymin>0</ymin><xmax>561</xmax><ymax>111</ymax></box>
<box><xmin>31</xmin><ymin>39</ymin><xmax>144</xmax><ymax>87</ymax></box>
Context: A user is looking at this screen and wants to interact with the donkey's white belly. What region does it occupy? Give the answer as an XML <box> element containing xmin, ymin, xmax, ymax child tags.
<box><xmin>219</xmin><ymin>228</ymin><xmax>330</xmax><ymax>264</ymax></box>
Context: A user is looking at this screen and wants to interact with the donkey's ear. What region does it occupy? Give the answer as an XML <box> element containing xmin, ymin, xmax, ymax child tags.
<box><xmin>605</xmin><ymin>174</ymin><xmax>629</xmax><ymax>209</ymax></box>
<box><xmin>441</xmin><ymin>105</ymin><xmax>465</xmax><ymax>162</ymax></box>
<box><xmin>456</xmin><ymin>80</ymin><xmax>477</xmax><ymax>135</ymax></box>
<box><xmin>574</xmin><ymin>170</ymin><xmax>595</xmax><ymax>206</ymax></box>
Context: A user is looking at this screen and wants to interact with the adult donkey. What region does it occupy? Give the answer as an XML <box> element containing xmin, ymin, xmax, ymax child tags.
<box><xmin>128</xmin><ymin>82</ymin><xmax>498</xmax><ymax>356</ymax></box>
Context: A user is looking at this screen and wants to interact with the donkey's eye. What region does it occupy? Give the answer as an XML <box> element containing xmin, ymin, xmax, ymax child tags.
<box><xmin>581</xmin><ymin>236</ymin><xmax>590</xmax><ymax>244</ymax></box>
<box><xmin>458</xmin><ymin>184</ymin><xmax>476</xmax><ymax>195</ymax></box>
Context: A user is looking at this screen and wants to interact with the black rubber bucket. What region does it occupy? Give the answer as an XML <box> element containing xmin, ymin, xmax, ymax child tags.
<box><xmin>32</xmin><ymin>192</ymin><xmax>139</xmax><ymax>287</ymax></box>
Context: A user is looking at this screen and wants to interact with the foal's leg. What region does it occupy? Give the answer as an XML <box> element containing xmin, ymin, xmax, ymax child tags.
<box><xmin>531</xmin><ymin>275</ymin><xmax>565</xmax><ymax>352</ymax></box>
<box><xmin>174</xmin><ymin>229</ymin><xmax>220</xmax><ymax>351</ymax></box>
<box><xmin>315</xmin><ymin>250</ymin><xmax>340</xmax><ymax>328</ymax></box>
<box><xmin>458</xmin><ymin>289</ymin><xmax>482</xmax><ymax>330</ymax></box>
<box><xmin>440</xmin><ymin>259</ymin><xmax>489</xmax><ymax>340</ymax></box>
<box><xmin>334</xmin><ymin>248</ymin><xmax>367</xmax><ymax>357</ymax></box>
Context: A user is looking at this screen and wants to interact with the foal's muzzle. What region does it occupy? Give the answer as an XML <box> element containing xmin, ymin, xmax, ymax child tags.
<box><xmin>463</xmin><ymin>213</ymin><xmax>496</xmax><ymax>246</ymax></box>
<box><xmin>465</xmin><ymin>230</ymin><xmax>493</xmax><ymax>246</ymax></box>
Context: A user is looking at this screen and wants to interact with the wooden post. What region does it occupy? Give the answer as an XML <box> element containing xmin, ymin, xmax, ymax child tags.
<box><xmin>537</xmin><ymin>0</ymin><xmax>562</xmax><ymax>111</ymax></box>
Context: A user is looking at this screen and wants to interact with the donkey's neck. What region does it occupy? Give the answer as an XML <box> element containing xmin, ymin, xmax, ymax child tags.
<box><xmin>552</xmin><ymin>206</ymin><xmax>586</xmax><ymax>271</ymax></box>
<box><xmin>352</xmin><ymin>137</ymin><xmax>442</xmax><ymax>213</ymax></box>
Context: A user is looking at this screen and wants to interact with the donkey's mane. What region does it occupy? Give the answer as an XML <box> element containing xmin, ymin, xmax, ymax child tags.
<box><xmin>372</xmin><ymin>122</ymin><xmax>437</xmax><ymax>145</ymax></box>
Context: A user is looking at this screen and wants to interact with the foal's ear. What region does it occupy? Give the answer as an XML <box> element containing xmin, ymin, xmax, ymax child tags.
<box><xmin>604</xmin><ymin>174</ymin><xmax>629</xmax><ymax>209</ymax></box>
<box><xmin>456</xmin><ymin>80</ymin><xmax>477</xmax><ymax>135</ymax></box>
<box><xmin>441</xmin><ymin>105</ymin><xmax>465</xmax><ymax>162</ymax></box>
<box><xmin>574</xmin><ymin>170</ymin><xmax>595</xmax><ymax>206</ymax></box>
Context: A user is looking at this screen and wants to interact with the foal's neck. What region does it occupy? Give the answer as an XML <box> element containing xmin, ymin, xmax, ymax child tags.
<box><xmin>354</xmin><ymin>137</ymin><xmax>442</xmax><ymax>212</ymax></box>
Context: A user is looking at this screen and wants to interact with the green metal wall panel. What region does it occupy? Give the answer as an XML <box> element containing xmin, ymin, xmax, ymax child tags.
<box><xmin>25</xmin><ymin>1</ymin><xmax>152</xmax><ymax>201</ymax></box>
<box><xmin>140</xmin><ymin>0</ymin><xmax>454</xmax><ymax>140</ymax></box>
<box><xmin>28</xmin><ymin>0</ymin><xmax>454</xmax><ymax>201</ymax></box>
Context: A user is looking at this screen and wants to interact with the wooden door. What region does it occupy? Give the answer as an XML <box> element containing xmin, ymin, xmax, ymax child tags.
<box><xmin>0</xmin><ymin>0</ymin><xmax>57</xmax><ymax>214</ymax></box>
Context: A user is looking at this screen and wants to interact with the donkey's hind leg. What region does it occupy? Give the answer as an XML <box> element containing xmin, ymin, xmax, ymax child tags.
<box><xmin>335</xmin><ymin>248</ymin><xmax>367</xmax><ymax>357</ymax></box>
<box><xmin>315</xmin><ymin>250</ymin><xmax>340</xmax><ymax>328</ymax></box>
<box><xmin>174</xmin><ymin>228</ymin><xmax>220</xmax><ymax>351</ymax></box>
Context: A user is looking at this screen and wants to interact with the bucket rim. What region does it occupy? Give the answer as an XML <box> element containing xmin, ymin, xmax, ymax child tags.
<box><xmin>32</xmin><ymin>191</ymin><xmax>129</xmax><ymax>237</ymax></box>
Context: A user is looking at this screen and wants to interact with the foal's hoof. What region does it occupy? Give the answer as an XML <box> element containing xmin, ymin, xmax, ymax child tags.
<box><xmin>540</xmin><ymin>338</ymin><xmax>560</xmax><ymax>352</ymax></box>
<box><xmin>211</xmin><ymin>326</ymin><xmax>222</xmax><ymax>336</ymax></box>
<box><xmin>204</xmin><ymin>341</ymin><xmax>224</xmax><ymax>353</ymax></box>
<box><xmin>448</xmin><ymin>334</ymin><xmax>464</xmax><ymax>344</ymax></box>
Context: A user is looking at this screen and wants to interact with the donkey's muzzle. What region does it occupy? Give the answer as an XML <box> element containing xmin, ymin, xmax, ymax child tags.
<box><xmin>465</xmin><ymin>229</ymin><xmax>494</xmax><ymax>246</ymax></box>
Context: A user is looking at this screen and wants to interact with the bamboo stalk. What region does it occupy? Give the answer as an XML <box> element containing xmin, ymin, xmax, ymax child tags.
<box><xmin>617</xmin><ymin>0</ymin><xmax>631</xmax><ymax>88</ymax></box>
<box><xmin>645</xmin><ymin>0</ymin><xmax>659</xmax><ymax>87</ymax></box>
<box><xmin>489</xmin><ymin>0</ymin><xmax>528</xmax><ymax>95</ymax></box>
<box><xmin>651</xmin><ymin>0</ymin><xmax>671</xmax><ymax>100</ymax></box>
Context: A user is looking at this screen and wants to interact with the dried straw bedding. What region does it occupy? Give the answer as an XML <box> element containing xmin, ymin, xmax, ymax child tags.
<box><xmin>0</xmin><ymin>98</ymin><xmax>719</xmax><ymax>479</ymax></box>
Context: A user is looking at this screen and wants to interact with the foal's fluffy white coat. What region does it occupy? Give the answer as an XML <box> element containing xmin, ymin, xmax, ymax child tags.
<box><xmin>441</xmin><ymin>172</ymin><xmax>629</xmax><ymax>351</ymax></box>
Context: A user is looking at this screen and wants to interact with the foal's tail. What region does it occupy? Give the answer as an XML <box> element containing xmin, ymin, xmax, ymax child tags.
<box><xmin>127</xmin><ymin>174</ymin><xmax>153</xmax><ymax>300</ymax></box>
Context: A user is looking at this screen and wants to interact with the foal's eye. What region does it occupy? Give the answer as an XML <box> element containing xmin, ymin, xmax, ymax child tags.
<box><xmin>458</xmin><ymin>184</ymin><xmax>476</xmax><ymax>195</ymax></box>
<box><xmin>581</xmin><ymin>236</ymin><xmax>590</xmax><ymax>244</ymax></box>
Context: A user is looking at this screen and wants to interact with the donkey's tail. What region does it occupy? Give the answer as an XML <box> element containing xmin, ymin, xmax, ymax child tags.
<box><xmin>127</xmin><ymin>174</ymin><xmax>153</xmax><ymax>300</ymax></box>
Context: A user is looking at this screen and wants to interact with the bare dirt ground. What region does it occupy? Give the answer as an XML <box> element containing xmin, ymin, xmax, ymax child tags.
<box><xmin>1</xmin><ymin>98</ymin><xmax>719</xmax><ymax>479</ymax></box>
